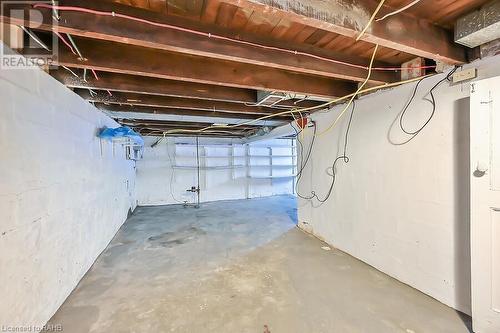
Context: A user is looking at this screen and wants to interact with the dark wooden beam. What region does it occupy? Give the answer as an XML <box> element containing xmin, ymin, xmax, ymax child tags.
<box><xmin>1</xmin><ymin>0</ymin><xmax>396</xmax><ymax>84</ymax></box>
<box><xmin>53</xmin><ymin>69</ymin><xmax>323</xmax><ymax>108</ymax></box>
<box><xmin>140</xmin><ymin>131</ymin><xmax>248</xmax><ymax>138</ymax></box>
<box><xmin>77</xmin><ymin>89</ymin><xmax>288</xmax><ymax>115</ymax></box>
<box><xmin>51</xmin><ymin>70</ymin><xmax>257</xmax><ymax>103</ymax></box>
<box><xmin>135</xmin><ymin>125</ymin><xmax>250</xmax><ymax>137</ymax></box>
<box><xmin>217</xmin><ymin>0</ymin><xmax>467</xmax><ymax>64</ymax></box>
<box><xmin>118</xmin><ymin>119</ymin><xmax>263</xmax><ymax>130</ymax></box>
<box><xmin>95</xmin><ymin>104</ymin><xmax>293</xmax><ymax>122</ymax></box>
<box><xmin>54</xmin><ymin>37</ymin><xmax>357</xmax><ymax>98</ymax></box>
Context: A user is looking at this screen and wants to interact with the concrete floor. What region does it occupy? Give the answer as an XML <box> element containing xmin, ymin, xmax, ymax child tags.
<box><xmin>48</xmin><ymin>195</ymin><xmax>471</xmax><ymax>333</ymax></box>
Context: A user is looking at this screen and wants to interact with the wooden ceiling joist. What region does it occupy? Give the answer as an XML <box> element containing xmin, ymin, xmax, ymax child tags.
<box><xmin>1</xmin><ymin>0</ymin><xmax>480</xmax><ymax>139</ymax></box>
<box><xmin>77</xmin><ymin>90</ymin><xmax>293</xmax><ymax>115</ymax></box>
<box><xmin>51</xmin><ymin>70</ymin><xmax>258</xmax><ymax>104</ymax></box>
<box><xmin>55</xmin><ymin>37</ymin><xmax>357</xmax><ymax>98</ymax></box>
<box><xmin>217</xmin><ymin>0</ymin><xmax>467</xmax><ymax>64</ymax></box>
<box><xmin>96</xmin><ymin>104</ymin><xmax>293</xmax><ymax>122</ymax></box>
<box><xmin>2</xmin><ymin>0</ymin><xmax>397</xmax><ymax>84</ymax></box>
<box><xmin>139</xmin><ymin>131</ymin><xmax>247</xmax><ymax>138</ymax></box>
<box><xmin>54</xmin><ymin>70</ymin><xmax>323</xmax><ymax>108</ymax></box>
<box><xmin>133</xmin><ymin>124</ymin><xmax>250</xmax><ymax>137</ymax></box>
<box><xmin>118</xmin><ymin>119</ymin><xmax>263</xmax><ymax>130</ymax></box>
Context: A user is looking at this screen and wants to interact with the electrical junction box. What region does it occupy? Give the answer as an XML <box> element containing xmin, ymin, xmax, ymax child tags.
<box><xmin>452</xmin><ymin>68</ymin><xmax>477</xmax><ymax>84</ymax></box>
<box><xmin>401</xmin><ymin>57</ymin><xmax>426</xmax><ymax>80</ymax></box>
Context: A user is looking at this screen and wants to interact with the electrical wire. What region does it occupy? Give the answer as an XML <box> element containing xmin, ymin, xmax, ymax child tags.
<box><xmin>33</xmin><ymin>3</ymin><xmax>433</xmax><ymax>72</ymax></box>
<box><xmin>65</xmin><ymin>33</ymin><xmax>84</xmax><ymax>60</ymax></box>
<box><xmin>399</xmin><ymin>67</ymin><xmax>458</xmax><ymax>138</ymax></box>
<box><xmin>56</xmin><ymin>31</ymin><xmax>104</xmax><ymax>83</ymax></box>
<box><xmin>91</xmin><ymin>69</ymin><xmax>99</xmax><ymax>80</ymax></box>
<box><xmin>164</xmin><ymin>137</ymin><xmax>184</xmax><ymax>204</ymax></box>
<box><xmin>293</xmin><ymin>121</ymin><xmax>317</xmax><ymax>200</ymax></box>
<box><xmin>294</xmin><ymin>101</ymin><xmax>356</xmax><ymax>203</ymax></box>
<box><xmin>316</xmin><ymin>44</ymin><xmax>378</xmax><ymax>136</ymax></box>
<box><xmin>376</xmin><ymin>0</ymin><xmax>422</xmax><ymax>21</ymax></box>
<box><xmin>356</xmin><ymin>0</ymin><xmax>386</xmax><ymax>41</ymax></box>
<box><xmin>54</xmin><ymin>31</ymin><xmax>76</xmax><ymax>55</ymax></box>
<box><xmin>312</xmin><ymin>100</ymin><xmax>357</xmax><ymax>203</ymax></box>
<box><xmin>20</xmin><ymin>26</ymin><xmax>50</xmax><ymax>51</ymax></box>
<box><xmin>153</xmin><ymin>72</ymin><xmax>435</xmax><ymax>144</ymax></box>
<box><xmin>61</xmin><ymin>65</ymin><xmax>79</xmax><ymax>78</ymax></box>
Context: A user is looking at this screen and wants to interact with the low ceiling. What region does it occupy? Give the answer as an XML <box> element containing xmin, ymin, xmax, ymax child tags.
<box><xmin>0</xmin><ymin>0</ymin><xmax>488</xmax><ymax>138</ymax></box>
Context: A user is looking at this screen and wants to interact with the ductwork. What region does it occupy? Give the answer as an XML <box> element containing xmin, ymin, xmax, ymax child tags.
<box><xmin>455</xmin><ymin>0</ymin><xmax>500</xmax><ymax>48</ymax></box>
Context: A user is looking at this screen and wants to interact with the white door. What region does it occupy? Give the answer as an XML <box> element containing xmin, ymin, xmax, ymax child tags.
<box><xmin>470</xmin><ymin>76</ymin><xmax>500</xmax><ymax>333</ymax></box>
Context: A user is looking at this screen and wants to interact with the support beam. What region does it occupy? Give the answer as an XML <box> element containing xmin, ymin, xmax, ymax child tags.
<box><xmin>54</xmin><ymin>38</ymin><xmax>357</xmax><ymax>98</ymax></box>
<box><xmin>0</xmin><ymin>0</ymin><xmax>396</xmax><ymax>83</ymax></box>
<box><xmin>51</xmin><ymin>70</ymin><xmax>257</xmax><ymax>103</ymax></box>
<box><xmin>217</xmin><ymin>0</ymin><xmax>467</xmax><ymax>64</ymax></box>
<box><xmin>53</xmin><ymin>70</ymin><xmax>323</xmax><ymax>108</ymax></box>
<box><xmin>139</xmin><ymin>131</ymin><xmax>248</xmax><ymax>138</ymax></box>
<box><xmin>77</xmin><ymin>90</ymin><xmax>292</xmax><ymax>115</ymax></box>
<box><xmin>118</xmin><ymin>119</ymin><xmax>263</xmax><ymax>130</ymax></box>
<box><xmin>95</xmin><ymin>104</ymin><xmax>293</xmax><ymax>121</ymax></box>
<box><xmin>134</xmin><ymin>125</ymin><xmax>250</xmax><ymax>137</ymax></box>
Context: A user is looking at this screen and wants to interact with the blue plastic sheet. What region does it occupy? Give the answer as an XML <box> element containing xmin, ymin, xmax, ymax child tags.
<box><xmin>98</xmin><ymin>126</ymin><xmax>144</xmax><ymax>147</ymax></box>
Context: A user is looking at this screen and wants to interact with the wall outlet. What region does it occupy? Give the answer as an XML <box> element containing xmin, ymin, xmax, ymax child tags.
<box><xmin>452</xmin><ymin>68</ymin><xmax>477</xmax><ymax>83</ymax></box>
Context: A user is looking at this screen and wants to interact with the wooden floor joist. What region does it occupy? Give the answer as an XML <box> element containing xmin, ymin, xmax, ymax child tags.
<box><xmin>1</xmin><ymin>0</ymin><xmax>397</xmax><ymax>84</ymax></box>
<box><xmin>51</xmin><ymin>70</ymin><xmax>258</xmax><ymax>103</ymax></box>
<box><xmin>54</xmin><ymin>70</ymin><xmax>323</xmax><ymax>108</ymax></box>
<box><xmin>54</xmin><ymin>38</ymin><xmax>357</xmax><ymax>98</ymax></box>
<box><xmin>118</xmin><ymin>119</ymin><xmax>264</xmax><ymax>130</ymax></box>
<box><xmin>96</xmin><ymin>104</ymin><xmax>293</xmax><ymax>122</ymax></box>
<box><xmin>0</xmin><ymin>0</ymin><xmax>475</xmax><ymax>139</ymax></box>
<box><xmin>217</xmin><ymin>0</ymin><xmax>467</xmax><ymax>64</ymax></box>
<box><xmin>77</xmin><ymin>90</ymin><xmax>295</xmax><ymax>115</ymax></box>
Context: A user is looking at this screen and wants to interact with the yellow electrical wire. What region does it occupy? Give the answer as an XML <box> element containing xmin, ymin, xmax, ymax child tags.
<box><xmin>356</xmin><ymin>0</ymin><xmax>386</xmax><ymax>41</ymax></box>
<box><xmin>376</xmin><ymin>0</ymin><xmax>421</xmax><ymax>22</ymax></box>
<box><xmin>316</xmin><ymin>44</ymin><xmax>379</xmax><ymax>136</ymax></box>
<box><xmin>158</xmin><ymin>72</ymin><xmax>435</xmax><ymax>142</ymax></box>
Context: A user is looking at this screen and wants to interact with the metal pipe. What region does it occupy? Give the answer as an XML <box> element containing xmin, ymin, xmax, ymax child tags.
<box><xmin>195</xmin><ymin>136</ymin><xmax>201</xmax><ymax>208</ymax></box>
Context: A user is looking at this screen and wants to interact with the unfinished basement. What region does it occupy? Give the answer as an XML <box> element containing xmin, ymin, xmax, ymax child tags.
<box><xmin>1</xmin><ymin>0</ymin><xmax>500</xmax><ymax>332</ymax></box>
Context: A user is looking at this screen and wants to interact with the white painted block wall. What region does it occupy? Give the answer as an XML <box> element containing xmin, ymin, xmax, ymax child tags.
<box><xmin>298</xmin><ymin>55</ymin><xmax>500</xmax><ymax>315</ymax></box>
<box><xmin>136</xmin><ymin>137</ymin><xmax>296</xmax><ymax>205</ymax></box>
<box><xmin>0</xmin><ymin>61</ymin><xmax>137</xmax><ymax>327</ymax></box>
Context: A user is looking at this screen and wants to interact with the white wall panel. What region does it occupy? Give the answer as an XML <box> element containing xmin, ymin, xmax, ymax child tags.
<box><xmin>298</xmin><ymin>55</ymin><xmax>500</xmax><ymax>314</ymax></box>
<box><xmin>136</xmin><ymin>138</ymin><xmax>296</xmax><ymax>205</ymax></box>
<box><xmin>0</xmin><ymin>48</ymin><xmax>136</xmax><ymax>328</ymax></box>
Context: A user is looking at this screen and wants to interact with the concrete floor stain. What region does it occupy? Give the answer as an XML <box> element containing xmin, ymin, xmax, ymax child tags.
<box><xmin>46</xmin><ymin>196</ymin><xmax>470</xmax><ymax>333</ymax></box>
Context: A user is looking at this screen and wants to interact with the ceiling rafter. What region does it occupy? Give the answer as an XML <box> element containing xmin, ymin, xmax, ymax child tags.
<box><xmin>76</xmin><ymin>89</ymin><xmax>297</xmax><ymax>115</ymax></box>
<box><xmin>52</xmin><ymin>37</ymin><xmax>358</xmax><ymax>98</ymax></box>
<box><xmin>216</xmin><ymin>0</ymin><xmax>467</xmax><ymax>64</ymax></box>
<box><xmin>1</xmin><ymin>0</ymin><xmax>397</xmax><ymax>84</ymax></box>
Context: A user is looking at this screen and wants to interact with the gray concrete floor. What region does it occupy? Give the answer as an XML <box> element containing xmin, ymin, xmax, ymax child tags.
<box><xmin>48</xmin><ymin>195</ymin><xmax>471</xmax><ymax>333</ymax></box>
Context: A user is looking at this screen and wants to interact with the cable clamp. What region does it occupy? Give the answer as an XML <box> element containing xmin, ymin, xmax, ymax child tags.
<box><xmin>208</xmin><ymin>33</ymin><xmax>212</xmax><ymax>38</ymax></box>
<box><xmin>111</xmin><ymin>11</ymin><xmax>116</xmax><ymax>17</ymax></box>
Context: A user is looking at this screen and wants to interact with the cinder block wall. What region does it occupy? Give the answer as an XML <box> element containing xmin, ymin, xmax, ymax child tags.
<box><xmin>298</xmin><ymin>55</ymin><xmax>500</xmax><ymax>315</ymax></box>
<box><xmin>0</xmin><ymin>54</ymin><xmax>137</xmax><ymax>327</ymax></box>
<box><xmin>136</xmin><ymin>137</ymin><xmax>296</xmax><ymax>205</ymax></box>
